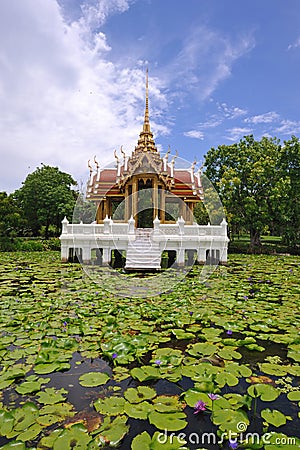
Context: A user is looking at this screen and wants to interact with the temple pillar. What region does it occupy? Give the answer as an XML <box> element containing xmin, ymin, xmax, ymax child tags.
<box><xmin>82</xmin><ymin>246</ymin><xmax>91</xmax><ymax>264</ymax></box>
<box><xmin>153</xmin><ymin>179</ymin><xmax>158</xmax><ymax>220</ymax></box>
<box><xmin>161</xmin><ymin>189</ymin><xmax>165</xmax><ymax>223</ymax></box>
<box><xmin>132</xmin><ymin>179</ymin><xmax>138</xmax><ymax>226</ymax></box>
<box><xmin>197</xmin><ymin>247</ymin><xmax>206</xmax><ymax>264</ymax></box>
<box><xmin>61</xmin><ymin>244</ymin><xmax>69</xmax><ymax>262</ymax></box>
<box><xmin>125</xmin><ymin>185</ymin><xmax>129</xmax><ymax>221</ymax></box>
<box><xmin>176</xmin><ymin>246</ymin><xmax>185</xmax><ymax>266</ymax></box>
<box><xmin>102</xmin><ymin>247</ymin><xmax>110</xmax><ymax>265</ymax></box>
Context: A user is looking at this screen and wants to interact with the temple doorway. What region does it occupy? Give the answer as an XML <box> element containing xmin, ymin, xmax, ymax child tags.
<box><xmin>137</xmin><ymin>178</ymin><xmax>153</xmax><ymax>228</ymax></box>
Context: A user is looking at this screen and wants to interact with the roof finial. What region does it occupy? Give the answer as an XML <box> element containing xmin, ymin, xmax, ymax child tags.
<box><xmin>143</xmin><ymin>67</ymin><xmax>150</xmax><ymax>133</ymax></box>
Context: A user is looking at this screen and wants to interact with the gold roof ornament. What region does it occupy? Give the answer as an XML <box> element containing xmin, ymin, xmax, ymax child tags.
<box><xmin>133</xmin><ymin>68</ymin><xmax>158</xmax><ymax>154</ymax></box>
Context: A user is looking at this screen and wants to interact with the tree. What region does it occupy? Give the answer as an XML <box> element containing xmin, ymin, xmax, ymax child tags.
<box><xmin>0</xmin><ymin>192</ymin><xmax>25</xmax><ymax>237</ymax></box>
<box><xmin>278</xmin><ymin>136</ymin><xmax>300</xmax><ymax>247</ymax></box>
<box><xmin>204</xmin><ymin>135</ymin><xmax>287</xmax><ymax>249</ymax></box>
<box><xmin>15</xmin><ymin>164</ymin><xmax>77</xmax><ymax>238</ymax></box>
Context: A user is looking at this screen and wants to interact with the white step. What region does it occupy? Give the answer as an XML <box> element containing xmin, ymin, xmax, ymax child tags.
<box><xmin>125</xmin><ymin>229</ymin><xmax>161</xmax><ymax>269</ymax></box>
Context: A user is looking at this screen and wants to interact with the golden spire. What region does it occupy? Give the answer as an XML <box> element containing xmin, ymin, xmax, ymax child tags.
<box><xmin>143</xmin><ymin>67</ymin><xmax>150</xmax><ymax>133</ymax></box>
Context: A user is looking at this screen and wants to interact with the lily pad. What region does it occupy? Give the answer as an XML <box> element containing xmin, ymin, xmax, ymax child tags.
<box><xmin>52</xmin><ymin>423</ymin><xmax>92</xmax><ymax>449</ymax></box>
<box><xmin>78</xmin><ymin>372</ymin><xmax>110</xmax><ymax>387</ymax></box>
<box><xmin>124</xmin><ymin>401</ymin><xmax>153</xmax><ymax>419</ymax></box>
<box><xmin>91</xmin><ymin>416</ymin><xmax>129</xmax><ymax>447</ymax></box>
<box><xmin>259</xmin><ymin>363</ymin><xmax>288</xmax><ymax>376</ymax></box>
<box><xmin>94</xmin><ymin>397</ymin><xmax>126</xmax><ymax>415</ymax></box>
<box><xmin>124</xmin><ymin>386</ymin><xmax>156</xmax><ymax>403</ymax></box>
<box><xmin>153</xmin><ymin>395</ymin><xmax>184</xmax><ymax>413</ymax></box>
<box><xmin>130</xmin><ymin>366</ymin><xmax>160</xmax><ymax>382</ymax></box>
<box><xmin>247</xmin><ymin>384</ymin><xmax>280</xmax><ymax>401</ymax></box>
<box><xmin>287</xmin><ymin>391</ymin><xmax>300</xmax><ymax>401</ymax></box>
<box><xmin>148</xmin><ymin>411</ymin><xmax>187</xmax><ymax>431</ymax></box>
<box><xmin>212</xmin><ymin>408</ymin><xmax>249</xmax><ymax>433</ymax></box>
<box><xmin>187</xmin><ymin>342</ymin><xmax>218</xmax><ymax>357</ymax></box>
<box><xmin>36</xmin><ymin>387</ymin><xmax>68</xmax><ymax>405</ymax></box>
<box><xmin>261</xmin><ymin>408</ymin><xmax>288</xmax><ymax>427</ymax></box>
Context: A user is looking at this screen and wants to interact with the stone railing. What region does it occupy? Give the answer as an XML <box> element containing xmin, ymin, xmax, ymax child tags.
<box><xmin>61</xmin><ymin>216</ymin><xmax>228</xmax><ymax>238</ymax></box>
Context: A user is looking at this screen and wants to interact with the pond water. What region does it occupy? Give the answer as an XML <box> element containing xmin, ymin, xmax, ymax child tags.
<box><xmin>0</xmin><ymin>252</ymin><xmax>299</xmax><ymax>449</ymax></box>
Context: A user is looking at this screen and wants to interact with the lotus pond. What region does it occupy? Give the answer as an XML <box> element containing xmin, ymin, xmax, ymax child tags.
<box><xmin>0</xmin><ymin>252</ymin><xmax>299</xmax><ymax>450</ymax></box>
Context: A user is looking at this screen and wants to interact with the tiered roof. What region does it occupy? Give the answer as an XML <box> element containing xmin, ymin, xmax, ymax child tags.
<box><xmin>86</xmin><ymin>70</ymin><xmax>203</xmax><ymax>201</ymax></box>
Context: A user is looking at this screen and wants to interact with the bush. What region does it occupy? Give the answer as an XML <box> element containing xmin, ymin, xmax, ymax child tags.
<box><xmin>0</xmin><ymin>237</ymin><xmax>61</xmax><ymax>252</ymax></box>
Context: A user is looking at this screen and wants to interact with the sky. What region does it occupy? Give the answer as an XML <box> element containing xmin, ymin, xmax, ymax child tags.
<box><xmin>1</xmin><ymin>0</ymin><xmax>300</xmax><ymax>193</ymax></box>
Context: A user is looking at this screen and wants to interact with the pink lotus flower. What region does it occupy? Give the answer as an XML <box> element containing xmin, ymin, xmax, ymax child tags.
<box><xmin>194</xmin><ymin>400</ymin><xmax>207</xmax><ymax>414</ymax></box>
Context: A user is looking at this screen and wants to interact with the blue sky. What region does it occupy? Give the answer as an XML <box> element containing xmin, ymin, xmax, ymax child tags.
<box><xmin>1</xmin><ymin>0</ymin><xmax>300</xmax><ymax>192</ymax></box>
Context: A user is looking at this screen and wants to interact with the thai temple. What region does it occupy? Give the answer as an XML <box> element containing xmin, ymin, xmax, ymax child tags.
<box><xmin>60</xmin><ymin>71</ymin><xmax>229</xmax><ymax>269</ymax></box>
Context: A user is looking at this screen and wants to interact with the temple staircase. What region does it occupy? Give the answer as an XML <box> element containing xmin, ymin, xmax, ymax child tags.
<box><xmin>125</xmin><ymin>228</ymin><xmax>161</xmax><ymax>270</ymax></box>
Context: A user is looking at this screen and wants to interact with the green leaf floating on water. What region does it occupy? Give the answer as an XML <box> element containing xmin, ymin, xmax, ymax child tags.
<box><xmin>287</xmin><ymin>391</ymin><xmax>300</xmax><ymax>401</ymax></box>
<box><xmin>16</xmin><ymin>375</ymin><xmax>50</xmax><ymax>394</ymax></box>
<box><xmin>287</xmin><ymin>346</ymin><xmax>300</xmax><ymax>362</ymax></box>
<box><xmin>36</xmin><ymin>387</ymin><xmax>68</xmax><ymax>405</ymax></box>
<box><xmin>217</xmin><ymin>346</ymin><xmax>242</xmax><ymax>360</ymax></box>
<box><xmin>94</xmin><ymin>396</ymin><xmax>126</xmax><ymax>415</ymax></box>
<box><xmin>124</xmin><ymin>401</ymin><xmax>153</xmax><ymax>419</ymax></box>
<box><xmin>17</xmin><ymin>423</ymin><xmax>43</xmax><ymax>442</ymax></box>
<box><xmin>0</xmin><ymin>410</ymin><xmax>15</xmax><ymax>437</ymax></box>
<box><xmin>187</xmin><ymin>342</ymin><xmax>218</xmax><ymax>357</ymax></box>
<box><xmin>39</xmin><ymin>402</ymin><xmax>75</xmax><ymax>418</ymax></box>
<box><xmin>0</xmin><ymin>364</ymin><xmax>27</xmax><ymax>389</ymax></box>
<box><xmin>53</xmin><ymin>423</ymin><xmax>92</xmax><ymax>450</ymax></box>
<box><xmin>261</xmin><ymin>408</ymin><xmax>288</xmax><ymax>427</ymax></box>
<box><xmin>130</xmin><ymin>365</ymin><xmax>160</xmax><ymax>382</ymax></box>
<box><xmin>148</xmin><ymin>411</ymin><xmax>187</xmax><ymax>431</ymax></box>
<box><xmin>212</xmin><ymin>408</ymin><xmax>249</xmax><ymax>433</ymax></box>
<box><xmin>91</xmin><ymin>415</ymin><xmax>129</xmax><ymax>448</ymax></box>
<box><xmin>12</xmin><ymin>402</ymin><xmax>39</xmax><ymax>433</ymax></box>
<box><xmin>259</xmin><ymin>363</ymin><xmax>288</xmax><ymax>376</ymax></box>
<box><xmin>131</xmin><ymin>431</ymin><xmax>188</xmax><ymax>450</ymax></box>
<box><xmin>151</xmin><ymin>348</ymin><xmax>183</xmax><ymax>367</ymax></box>
<box><xmin>153</xmin><ymin>395</ymin><xmax>184</xmax><ymax>413</ymax></box>
<box><xmin>215</xmin><ymin>372</ymin><xmax>239</xmax><ymax>387</ymax></box>
<box><xmin>34</xmin><ymin>362</ymin><xmax>70</xmax><ymax>374</ymax></box>
<box><xmin>78</xmin><ymin>372</ymin><xmax>110</xmax><ymax>387</ymax></box>
<box><xmin>172</xmin><ymin>329</ymin><xmax>195</xmax><ymax>340</ymax></box>
<box><xmin>0</xmin><ymin>442</ymin><xmax>26</xmax><ymax>450</ymax></box>
<box><xmin>248</xmin><ymin>384</ymin><xmax>280</xmax><ymax>401</ymax></box>
<box><xmin>124</xmin><ymin>386</ymin><xmax>156</xmax><ymax>403</ymax></box>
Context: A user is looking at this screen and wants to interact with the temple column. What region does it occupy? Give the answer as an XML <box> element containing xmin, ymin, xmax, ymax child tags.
<box><xmin>197</xmin><ymin>247</ymin><xmax>206</xmax><ymax>264</ymax></box>
<box><xmin>153</xmin><ymin>179</ymin><xmax>158</xmax><ymax>220</ymax></box>
<box><xmin>132</xmin><ymin>179</ymin><xmax>138</xmax><ymax>226</ymax></box>
<box><xmin>102</xmin><ymin>247</ymin><xmax>110</xmax><ymax>265</ymax></box>
<box><xmin>82</xmin><ymin>246</ymin><xmax>91</xmax><ymax>264</ymax></box>
<box><xmin>176</xmin><ymin>246</ymin><xmax>185</xmax><ymax>267</ymax></box>
<box><xmin>160</xmin><ymin>188</ymin><xmax>165</xmax><ymax>223</ymax></box>
<box><xmin>124</xmin><ymin>185</ymin><xmax>129</xmax><ymax>221</ymax></box>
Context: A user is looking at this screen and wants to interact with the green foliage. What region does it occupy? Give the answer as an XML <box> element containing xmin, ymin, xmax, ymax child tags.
<box><xmin>204</xmin><ymin>135</ymin><xmax>300</xmax><ymax>249</ymax></box>
<box><xmin>15</xmin><ymin>164</ymin><xmax>77</xmax><ymax>237</ymax></box>
<box><xmin>0</xmin><ymin>191</ymin><xmax>25</xmax><ymax>238</ymax></box>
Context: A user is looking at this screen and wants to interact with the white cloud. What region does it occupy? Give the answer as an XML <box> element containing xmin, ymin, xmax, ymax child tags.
<box><xmin>287</xmin><ymin>37</ymin><xmax>300</xmax><ymax>50</ymax></box>
<box><xmin>275</xmin><ymin>119</ymin><xmax>300</xmax><ymax>135</ymax></box>
<box><xmin>0</xmin><ymin>0</ymin><xmax>167</xmax><ymax>192</ymax></box>
<box><xmin>80</xmin><ymin>0</ymin><xmax>134</xmax><ymax>29</ymax></box>
<box><xmin>183</xmin><ymin>130</ymin><xmax>205</xmax><ymax>140</ymax></box>
<box><xmin>225</xmin><ymin>127</ymin><xmax>253</xmax><ymax>141</ymax></box>
<box><xmin>244</xmin><ymin>111</ymin><xmax>280</xmax><ymax>124</ymax></box>
<box><xmin>217</xmin><ymin>102</ymin><xmax>247</xmax><ymax>119</ymax></box>
<box><xmin>166</xmin><ymin>26</ymin><xmax>255</xmax><ymax>100</ymax></box>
